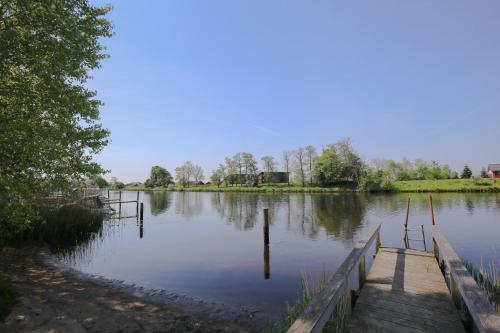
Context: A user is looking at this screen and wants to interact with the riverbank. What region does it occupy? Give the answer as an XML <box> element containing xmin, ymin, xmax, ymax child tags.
<box><xmin>0</xmin><ymin>247</ymin><xmax>258</xmax><ymax>333</ymax></box>
<box><xmin>122</xmin><ymin>179</ymin><xmax>500</xmax><ymax>193</ymax></box>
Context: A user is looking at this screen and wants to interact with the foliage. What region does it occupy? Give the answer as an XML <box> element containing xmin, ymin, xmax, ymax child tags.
<box><xmin>210</xmin><ymin>164</ymin><xmax>226</xmax><ymax>187</ymax></box>
<box><xmin>261</xmin><ymin>156</ymin><xmax>278</xmax><ymax>173</ymax></box>
<box><xmin>481</xmin><ymin>168</ymin><xmax>488</xmax><ymax>178</ymax></box>
<box><xmin>92</xmin><ymin>175</ymin><xmax>109</xmax><ymax>188</ymax></box>
<box><xmin>0</xmin><ymin>274</ymin><xmax>16</xmax><ymax>322</ymax></box>
<box><xmin>314</xmin><ymin>139</ymin><xmax>364</xmax><ymax>186</ymax></box>
<box><xmin>371</xmin><ymin>158</ymin><xmax>455</xmax><ymax>181</ymax></box>
<box><xmin>175</xmin><ymin>161</ymin><xmax>204</xmax><ymax>187</ymax></box>
<box><xmin>461</xmin><ymin>165</ymin><xmax>472</xmax><ymax>179</ymax></box>
<box><xmin>0</xmin><ymin>1</ymin><xmax>113</xmax><ymax>235</ymax></box>
<box><xmin>145</xmin><ymin>166</ymin><xmax>173</xmax><ymax>188</ymax></box>
<box><xmin>358</xmin><ymin>170</ymin><xmax>394</xmax><ymax>191</ymax></box>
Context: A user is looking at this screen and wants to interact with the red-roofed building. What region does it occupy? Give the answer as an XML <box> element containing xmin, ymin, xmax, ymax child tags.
<box><xmin>487</xmin><ymin>164</ymin><xmax>500</xmax><ymax>178</ymax></box>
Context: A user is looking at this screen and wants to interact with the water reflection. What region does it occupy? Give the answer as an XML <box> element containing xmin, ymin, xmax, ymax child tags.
<box><xmin>55</xmin><ymin>191</ymin><xmax>500</xmax><ymax>321</ymax></box>
<box><xmin>175</xmin><ymin>191</ymin><xmax>203</xmax><ymax>219</ymax></box>
<box><xmin>145</xmin><ymin>191</ymin><xmax>172</xmax><ymax>215</ymax></box>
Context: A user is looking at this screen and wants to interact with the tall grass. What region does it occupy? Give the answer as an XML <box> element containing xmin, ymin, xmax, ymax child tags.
<box><xmin>266</xmin><ymin>271</ymin><xmax>350</xmax><ymax>333</ymax></box>
<box><xmin>0</xmin><ymin>275</ymin><xmax>16</xmax><ymax>322</ymax></box>
<box><xmin>1</xmin><ymin>204</ymin><xmax>105</xmax><ymax>253</ymax></box>
<box><xmin>464</xmin><ymin>260</ymin><xmax>500</xmax><ymax>313</ymax></box>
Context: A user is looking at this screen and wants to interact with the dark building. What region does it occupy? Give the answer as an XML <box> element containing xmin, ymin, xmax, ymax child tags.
<box><xmin>256</xmin><ymin>172</ymin><xmax>290</xmax><ymax>184</ymax></box>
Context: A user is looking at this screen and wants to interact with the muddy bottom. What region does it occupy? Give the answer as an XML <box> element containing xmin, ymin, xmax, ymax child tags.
<box><xmin>0</xmin><ymin>248</ymin><xmax>265</xmax><ymax>333</ymax></box>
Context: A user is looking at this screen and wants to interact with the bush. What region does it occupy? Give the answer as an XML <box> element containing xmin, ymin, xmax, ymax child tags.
<box><xmin>0</xmin><ymin>275</ymin><xmax>16</xmax><ymax>321</ymax></box>
<box><xmin>358</xmin><ymin>170</ymin><xmax>394</xmax><ymax>192</ymax></box>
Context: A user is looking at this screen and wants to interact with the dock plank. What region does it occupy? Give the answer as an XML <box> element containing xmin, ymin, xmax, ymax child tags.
<box><xmin>346</xmin><ymin>247</ymin><xmax>465</xmax><ymax>333</ymax></box>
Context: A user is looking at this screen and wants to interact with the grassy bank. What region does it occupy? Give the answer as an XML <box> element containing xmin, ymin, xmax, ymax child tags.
<box><xmin>394</xmin><ymin>178</ymin><xmax>500</xmax><ymax>192</ymax></box>
<box><xmin>123</xmin><ymin>178</ymin><xmax>500</xmax><ymax>193</ymax></box>
<box><xmin>0</xmin><ymin>275</ymin><xmax>16</xmax><ymax>321</ymax></box>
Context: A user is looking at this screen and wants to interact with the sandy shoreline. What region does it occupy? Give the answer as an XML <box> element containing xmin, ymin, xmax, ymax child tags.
<box><xmin>0</xmin><ymin>247</ymin><xmax>266</xmax><ymax>332</ymax></box>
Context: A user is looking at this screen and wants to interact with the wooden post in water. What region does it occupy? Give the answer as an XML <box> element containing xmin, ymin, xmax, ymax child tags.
<box><xmin>136</xmin><ymin>192</ymin><xmax>140</xmax><ymax>216</ymax></box>
<box><xmin>263</xmin><ymin>208</ymin><xmax>269</xmax><ymax>245</ymax></box>
<box><xmin>404</xmin><ymin>197</ymin><xmax>410</xmax><ymax>229</ymax></box>
<box><xmin>140</xmin><ymin>202</ymin><xmax>144</xmax><ymax>221</ymax></box>
<box><xmin>263</xmin><ymin>208</ymin><xmax>270</xmax><ymax>279</ymax></box>
<box><xmin>139</xmin><ymin>202</ymin><xmax>144</xmax><ymax>238</ymax></box>
<box><xmin>429</xmin><ymin>195</ymin><xmax>436</xmax><ymax>225</ymax></box>
<box><xmin>107</xmin><ymin>189</ymin><xmax>110</xmax><ymax>199</ymax></box>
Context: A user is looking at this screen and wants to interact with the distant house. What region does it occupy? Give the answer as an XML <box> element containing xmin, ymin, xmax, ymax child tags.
<box><xmin>256</xmin><ymin>172</ymin><xmax>289</xmax><ymax>184</ymax></box>
<box><xmin>487</xmin><ymin>164</ymin><xmax>500</xmax><ymax>178</ymax></box>
<box><xmin>127</xmin><ymin>182</ymin><xmax>143</xmax><ymax>187</ymax></box>
<box><xmin>188</xmin><ymin>180</ymin><xmax>205</xmax><ymax>186</ymax></box>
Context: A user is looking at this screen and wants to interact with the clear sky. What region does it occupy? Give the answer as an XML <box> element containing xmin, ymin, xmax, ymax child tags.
<box><xmin>90</xmin><ymin>1</ymin><xmax>500</xmax><ymax>182</ymax></box>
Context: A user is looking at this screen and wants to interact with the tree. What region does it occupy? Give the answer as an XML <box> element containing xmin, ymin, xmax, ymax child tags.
<box><xmin>335</xmin><ymin>138</ymin><xmax>364</xmax><ymax>183</ymax></box>
<box><xmin>0</xmin><ymin>1</ymin><xmax>113</xmax><ymax>236</ymax></box>
<box><xmin>175</xmin><ymin>161</ymin><xmax>194</xmax><ymax>187</ymax></box>
<box><xmin>192</xmin><ymin>165</ymin><xmax>204</xmax><ymax>183</ymax></box>
<box><xmin>92</xmin><ymin>175</ymin><xmax>109</xmax><ymax>188</ymax></box>
<box><xmin>461</xmin><ymin>165</ymin><xmax>472</xmax><ymax>179</ymax></box>
<box><xmin>304</xmin><ymin>145</ymin><xmax>317</xmax><ymax>185</ymax></box>
<box><xmin>314</xmin><ymin>146</ymin><xmax>342</xmax><ymax>186</ymax></box>
<box><xmin>261</xmin><ymin>156</ymin><xmax>277</xmax><ymax>173</ymax></box>
<box><xmin>282</xmin><ymin>151</ymin><xmax>292</xmax><ymax>186</ymax></box>
<box><xmin>294</xmin><ymin>148</ymin><xmax>306</xmax><ymax>186</ymax></box>
<box><xmin>233</xmin><ymin>153</ymin><xmax>243</xmax><ymax>185</ymax></box>
<box><xmin>480</xmin><ymin>168</ymin><xmax>488</xmax><ymax>178</ymax></box>
<box><xmin>145</xmin><ymin>166</ymin><xmax>173</xmax><ymax>188</ymax></box>
<box><xmin>225</xmin><ymin>157</ymin><xmax>236</xmax><ymax>186</ymax></box>
<box><xmin>242</xmin><ymin>152</ymin><xmax>257</xmax><ymax>184</ymax></box>
<box><xmin>210</xmin><ymin>164</ymin><xmax>226</xmax><ymax>187</ymax></box>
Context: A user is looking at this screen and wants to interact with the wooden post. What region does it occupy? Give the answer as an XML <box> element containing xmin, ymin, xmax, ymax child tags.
<box><xmin>421</xmin><ymin>225</ymin><xmax>427</xmax><ymax>251</ymax></box>
<box><xmin>404</xmin><ymin>197</ymin><xmax>410</xmax><ymax>229</ymax></box>
<box><xmin>429</xmin><ymin>195</ymin><xmax>436</xmax><ymax>225</ymax></box>
<box><xmin>136</xmin><ymin>192</ymin><xmax>140</xmax><ymax>216</ymax></box>
<box><xmin>107</xmin><ymin>189</ymin><xmax>110</xmax><ymax>199</ymax></box>
<box><xmin>376</xmin><ymin>231</ymin><xmax>381</xmax><ymax>253</ymax></box>
<box><xmin>358</xmin><ymin>255</ymin><xmax>366</xmax><ymax>289</ymax></box>
<box><xmin>263</xmin><ymin>208</ymin><xmax>269</xmax><ymax>245</ymax></box>
<box><xmin>140</xmin><ymin>219</ymin><xmax>144</xmax><ymax>239</ymax></box>
<box><xmin>140</xmin><ymin>202</ymin><xmax>144</xmax><ymax>221</ymax></box>
<box><xmin>264</xmin><ymin>243</ymin><xmax>270</xmax><ymax>279</ymax></box>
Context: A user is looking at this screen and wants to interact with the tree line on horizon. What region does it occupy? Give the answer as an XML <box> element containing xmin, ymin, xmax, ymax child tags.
<box><xmin>102</xmin><ymin>138</ymin><xmax>483</xmax><ymax>191</ymax></box>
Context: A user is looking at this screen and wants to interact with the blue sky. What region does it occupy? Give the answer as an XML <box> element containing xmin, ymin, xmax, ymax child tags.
<box><xmin>90</xmin><ymin>1</ymin><xmax>500</xmax><ymax>182</ymax></box>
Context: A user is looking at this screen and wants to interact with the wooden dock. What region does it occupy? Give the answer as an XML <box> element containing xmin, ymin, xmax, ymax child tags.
<box><xmin>288</xmin><ymin>223</ymin><xmax>500</xmax><ymax>333</ymax></box>
<box><xmin>347</xmin><ymin>247</ymin><xmax>464</xmax><ymax>332</ymax></box>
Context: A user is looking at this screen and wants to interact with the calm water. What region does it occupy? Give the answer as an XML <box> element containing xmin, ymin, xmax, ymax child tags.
<box><xmin>57</xmin><ymin>191</ymin><xmax>500</xmax><ymax>319</ymax></box>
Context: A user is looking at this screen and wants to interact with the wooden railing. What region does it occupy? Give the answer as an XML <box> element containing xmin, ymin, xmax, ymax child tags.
<box><xmin>432</xmin><ymin>226</ymin><xmax>500</xmax><ymax>333</ymax></box>
<box><xmin>287</xmin><ymin>223</ymin><xmax>382</xmax><ymax>333</ymax></box>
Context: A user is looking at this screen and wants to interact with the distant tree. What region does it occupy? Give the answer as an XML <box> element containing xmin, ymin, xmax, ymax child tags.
<box><xmin>480</xmin><ymin>168</ymin><xmax>488</xmax><ymax>178</ymax></box>
<box><xmin>461</xmin><ymin>165</ymin><xmax>472</xmax><ymax>179</ymax></box>
<box><xmin>314</xmin><ymin>146</ymin><xmax>342</xmax><ymax>186</ymax></box>
<box><xmin>233</xmin><ymin>153</ymin><xmax>243</xmax><ymax>185</ymax></box>
<box><xmin>242</xmin><ymin>153</ymin><xmax>258</xmax><ymax>184</ymax></box>
<box><xmin>192</xmin><ymin>165</ymin><xmax>204</xmax><ymax>183</ymax></box>
<box><xmin>304</xmin><ymin>145</ymin><xmax>317</xmax><ymax>185</ymax></box>
<box><xmin>282</xmin><ymin>151</ymin><xmax>292</xmax><ymax>186</ymax></box>
<box><xmin>93</xmin><ymin>176</ymin><xmax>109</xmax><ymax>188</ymax></box>
<box><xmin>261</xmin><ymin>156</ymin><xmax>278</xmax><ymax>173</ymax></box>
<box><xmin>114</xmin><ymin>182</ymin><xmax>125</xmax><ymax>189</ymax></box>
<box><xmin>225</xmin><ymin>157</ymin><xmax>236</xmax><ymax>186</ymax></box>
<box><xmin>145</xmin><ymin>166</ymin><xmax>173</xmax><ymax>188</ymax></box>
<box><xmin>211</xmin><ymin>164</ymin><xmax>226</xmax><ymax>187</ymax></box>
<box><xmin>335</xmin><ymin>138</ymin><xmax>364</xmax><ymax>183</ymax></box>
<box><xmin>175</xmin><ymin>161</ymin><xmax>194</xmax><ymax>187</ymax></box>
<box><xmin>294</xmin><ymin>148</ymin><xmax>306</xmax><ymax>186</ymax></box>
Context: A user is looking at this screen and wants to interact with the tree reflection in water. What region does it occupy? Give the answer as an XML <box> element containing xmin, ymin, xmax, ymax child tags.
<box><xmin>144</xmin><ymin>190</ymin><xmax>172</xmax><ymax>216</ymax></box>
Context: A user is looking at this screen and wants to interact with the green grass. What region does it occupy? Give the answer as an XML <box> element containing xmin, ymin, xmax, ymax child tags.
<box><xmin>125</xmin><ymin>178</ymin><xmax>500</xmax><ymax>193</ymax></box>
<box><xmin>0</xmin><ymin>275</ymin><xmax>16</xmax><ymax>322</ymax></box>
<box><xmin>394</xmin><ymin>178</ymin><xmax>500</xmax><ymax>192</ymax></box>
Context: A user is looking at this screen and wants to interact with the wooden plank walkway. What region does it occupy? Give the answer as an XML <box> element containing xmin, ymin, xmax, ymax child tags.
<box><xmin>346</xmin><ymin>247</ymin><xmax>465</xmax><ymax>333</ymax></box>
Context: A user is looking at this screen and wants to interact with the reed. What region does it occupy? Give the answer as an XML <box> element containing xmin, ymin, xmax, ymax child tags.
<box><xmin>464</xmin><ymin>260</ymin><xmax>500</xmax><ymax>312</ymax></box>
<box><xmin>266</xmin><ymin>270</ymin><xmax>349</xmax><ymax>333</ymax></box>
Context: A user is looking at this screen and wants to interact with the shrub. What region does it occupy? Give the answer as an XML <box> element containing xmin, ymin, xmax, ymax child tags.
<box><xmin>358</xmin><ymin>170</ymin><xmax>394</xmax><ymax>191</ymax></box>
